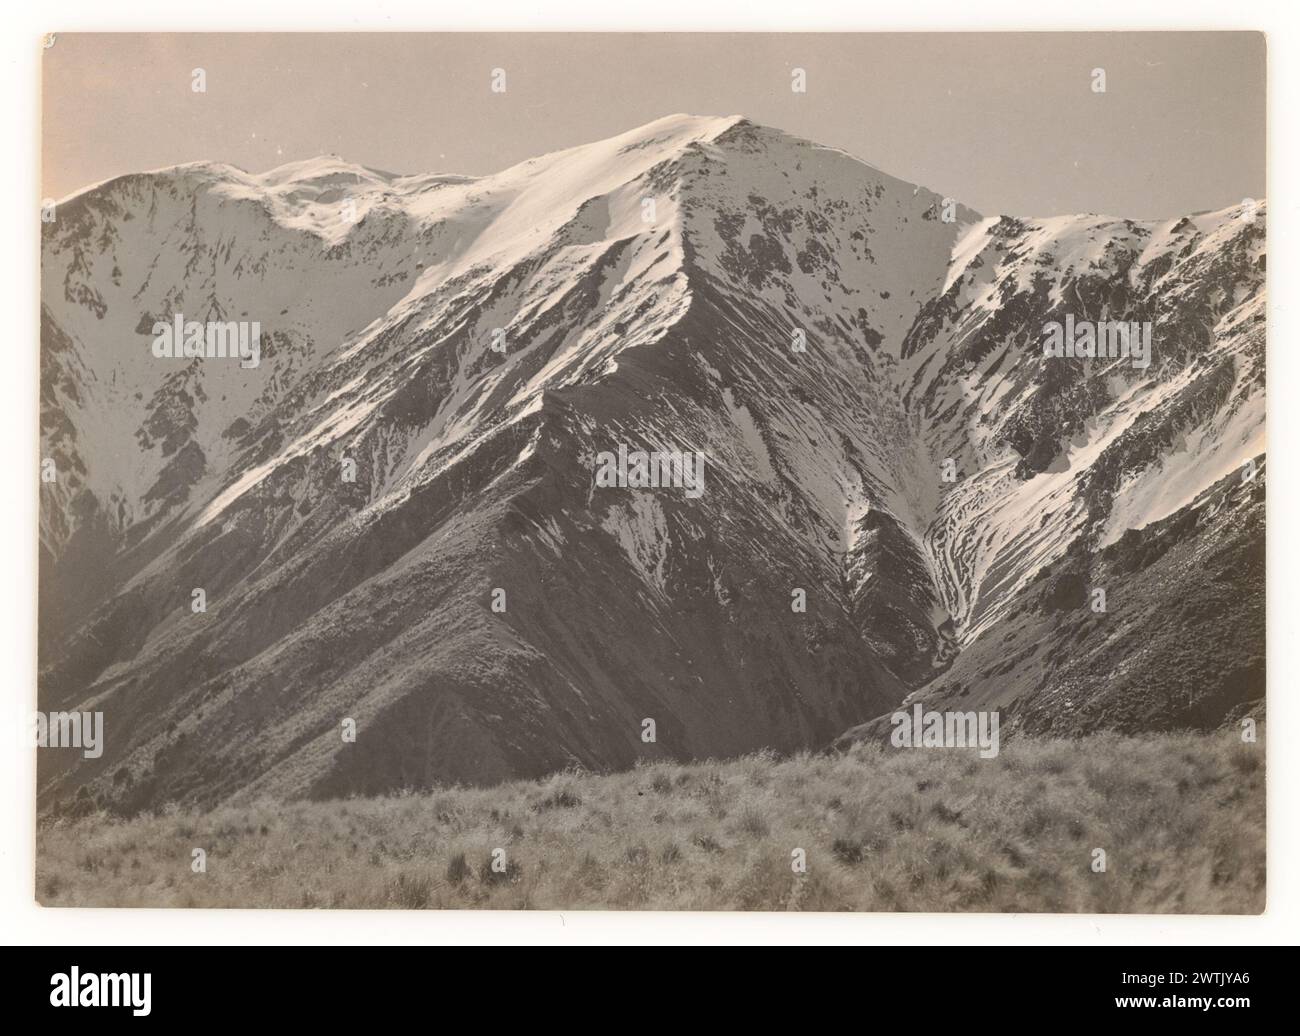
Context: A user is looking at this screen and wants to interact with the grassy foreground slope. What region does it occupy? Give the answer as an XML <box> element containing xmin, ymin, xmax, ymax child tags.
<box><xmin>37</xmin><ymin>729</ymin><xmax>1264</xmax><ymax>913</ymax></box>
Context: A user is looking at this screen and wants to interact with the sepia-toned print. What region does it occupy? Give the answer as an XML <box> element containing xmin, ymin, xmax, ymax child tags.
<box><xmin>37</xmin><ymin>32</ymin><xmax>1265</xmax><ymax>912</ymax></box>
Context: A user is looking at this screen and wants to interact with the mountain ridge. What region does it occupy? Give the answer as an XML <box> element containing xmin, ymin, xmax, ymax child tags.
<box><xmin>39</xmin><ymin>114</ymin><xmax>1265</xmax><ymax>812</ymax></box>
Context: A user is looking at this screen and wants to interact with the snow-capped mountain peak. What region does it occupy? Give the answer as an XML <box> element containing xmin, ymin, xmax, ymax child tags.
<box><xmin>39</xmin><ymin>115</ymin><xmax>1264</xmax><ymax>810</ymax></box>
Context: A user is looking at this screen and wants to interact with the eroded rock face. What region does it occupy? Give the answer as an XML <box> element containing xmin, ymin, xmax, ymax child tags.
<box><xmin>38</xmin><ymin>114</ymin><xmax>1264</xmax><ymax>812</ymax></box>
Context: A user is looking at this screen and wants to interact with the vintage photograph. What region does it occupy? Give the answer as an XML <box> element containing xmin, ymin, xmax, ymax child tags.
<box><xmin>36</xmin><ymin>31</ymin><xmax>1265</xmax><ymax>912</ymax></box>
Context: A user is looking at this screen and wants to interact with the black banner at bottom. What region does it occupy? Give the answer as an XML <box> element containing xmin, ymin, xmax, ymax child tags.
<box><xmin>2</xmin><ymin>944</ymin><xmax>1283</xmax><ymax>1021</ymax></box>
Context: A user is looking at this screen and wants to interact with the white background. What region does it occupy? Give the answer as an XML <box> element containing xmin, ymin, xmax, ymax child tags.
<box><xmin>2</xmin><ymin>0</ymin><xmax>1294</xmax><ymax>945</ymax></box>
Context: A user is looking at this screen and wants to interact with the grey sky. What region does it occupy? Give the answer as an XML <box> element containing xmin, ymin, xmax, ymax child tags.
<box><xmin>43</xmin><ymin>32</ymin><xmax>1265</xmax><ymax>219</ymax></box>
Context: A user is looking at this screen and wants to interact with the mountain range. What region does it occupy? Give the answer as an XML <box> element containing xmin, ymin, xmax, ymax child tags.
<box><xmin>39</xmin><ymin>113</ymin><xmax>1266</xmax><ymax>812</ymax></box>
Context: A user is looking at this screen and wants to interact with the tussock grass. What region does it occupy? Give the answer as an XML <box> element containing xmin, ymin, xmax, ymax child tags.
<box><xmin>35</xmin><ymin>729</ymin><xmax>1264</xmax><ymax>912</ymax></box>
